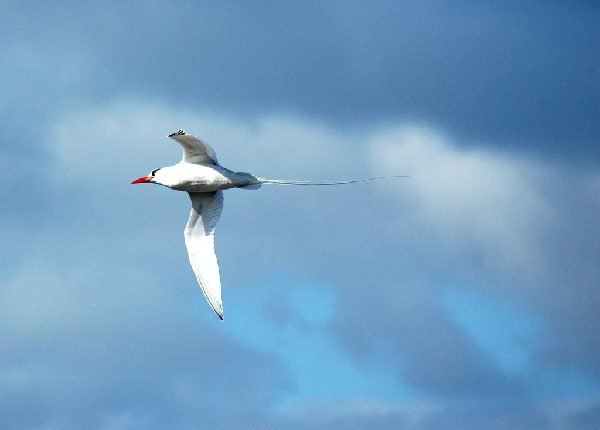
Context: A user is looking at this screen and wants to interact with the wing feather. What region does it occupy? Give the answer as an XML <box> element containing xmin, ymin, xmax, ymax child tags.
<box><xmin>169</xmin><ymin>130</ymin><xmax>219</xmax><ymax>165</ymax></box>
<box><xmin>184</xmin><ymin>191</ymin><xmax>224</xmax><ymax>319</ymax></box>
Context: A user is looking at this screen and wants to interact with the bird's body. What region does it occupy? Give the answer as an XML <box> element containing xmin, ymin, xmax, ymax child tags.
<box><xmin>132</xmin><ymin>130</ymin><xmax>406</xmax><ymax>320</ymax></box>
<box><xmin>151</xmin><ymin>163</ymin><xmax>259</xmax><ymax>192</ymax></box>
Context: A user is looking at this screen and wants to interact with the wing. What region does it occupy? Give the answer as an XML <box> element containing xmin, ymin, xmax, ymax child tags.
<box><xmin>184</xmin><ymin>191</ymin><xmax>225</xmax><ymax>319</ymax></box>
<box><xmin>168</xmin><ymin>129</ymin><xmax>220</xmax><ymax>165</ymax></box>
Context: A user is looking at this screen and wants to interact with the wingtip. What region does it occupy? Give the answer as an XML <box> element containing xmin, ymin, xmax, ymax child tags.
<box><xmin>168</xmin><ymin>129</ymin><xmax>186</xmax><ymax>137</ymax></box>
<box><xmin>207</xmin><ymin>299</ymin><xmax>224</xmax><ymax>320</ymax></box>
<box><xmin>210</xmin><ymin>302</ymin><xmax>224</xmax><ymax>320</ymax></box>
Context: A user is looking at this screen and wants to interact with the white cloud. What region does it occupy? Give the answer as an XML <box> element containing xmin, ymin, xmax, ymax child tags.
<box><xmin>368</xmin><ymin>125</ymin><xmax>554</xmax><ymax>284</ymax></box>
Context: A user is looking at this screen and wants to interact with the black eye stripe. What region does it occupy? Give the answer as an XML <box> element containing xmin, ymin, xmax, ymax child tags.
<box><xmin>151</xmin><ymin>168</ymin><xmax>160</xmax><ymax>176</ymax></box>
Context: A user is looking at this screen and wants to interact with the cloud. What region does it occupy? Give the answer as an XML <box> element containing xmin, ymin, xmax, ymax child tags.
<box><xmin>1</xmin><ymin>101</ymin><xmax>299</xmax><ymax>429</ymax></box>
<box><xmin>369</xmin><ymin>125</ymin><xmax>553</xmax><ymax>283</ymax></box>
<box><xmin>1</xmin><ymin>2</ymin><xmax>598</xmax><ymax>158</ymax></box>
<box><xmin>0</xmin><ymin>251</ymin><xmax>291</xmax><ymax>429</ymax></box>
<box><xmin>1</xmin><ymin>1</ymin><xmax>599</xmax><ymax>426</ymax></box>
<box><xmin>329</xmin><ymin>123</ymin><xmax>600</xmax><ymax>393</ymax></box>
<box><xmin>2</xmin><ymin>96</ymin><xmax>600</xmax><ymax>428</ymax></box>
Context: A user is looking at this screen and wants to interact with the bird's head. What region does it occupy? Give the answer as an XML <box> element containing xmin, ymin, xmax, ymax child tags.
<box><xmin>131</xmin><ymin>168</ymin><xmax>161</xmax><ymax>185</ymax></box>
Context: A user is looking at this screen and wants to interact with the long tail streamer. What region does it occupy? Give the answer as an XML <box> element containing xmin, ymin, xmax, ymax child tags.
<box><xmin>257</xmin><ymin>175</ymin><xmax>409</xmax><ymax>186</ymax></box>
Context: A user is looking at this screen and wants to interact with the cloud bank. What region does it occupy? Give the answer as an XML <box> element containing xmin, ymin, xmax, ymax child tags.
<box><xmin>1</xmin><ymin>98</ymin><xmax>599</xmax><ymax>428</ymax></box>
<box><xmin>1</xmin><ymin>1</ymin><xmax>599</xmax><ymax>428</ymax></box>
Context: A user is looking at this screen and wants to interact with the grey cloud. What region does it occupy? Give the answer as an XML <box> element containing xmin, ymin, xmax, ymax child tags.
<box><xmin>44</xmin><ymin>103</ymin><xmax>526</xmax><ymax>399</ymax></box>
<box><xmin>417</xmin><ymin>399</ymin><xmax>552</xmax><ymax>430</ymax></box>
<box><xmin>332</xmin><ymin>282</ymin><xmax>522</xmax><ymax>397</ymax></box>
<box><xmin>567</xmin><ymin>402</ymin><xmax>600</xmax><ymax>430</ymax></box>
<box><xmin>0</xmin><ymin>240</ymin><xmax>291</xmax><ymax>430</ymax></box>
<box><xmin>365</xmin><ymin>126</ymin><xmax>600</xmax><ymax>386</ymax></box>
<box><xmin>269</xmin><ymin>398</ymin><xmax>563</xmax><ymax>430</ymax></box>
<box><xmin>1</xmin><ymin>2</ymin><xmax>598</xmax><ymax>160</ymax></box>
<box><xmin>2</xmin><ymin>68</ymin><xmax>600</xmax><ymax>428</ymax></box>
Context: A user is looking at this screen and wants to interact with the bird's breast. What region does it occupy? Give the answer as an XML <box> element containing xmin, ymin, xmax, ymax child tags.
<box><xmin>167</xmin><ymin>165</ymin><xmax>240</xmax><ymax>192</ymax></box>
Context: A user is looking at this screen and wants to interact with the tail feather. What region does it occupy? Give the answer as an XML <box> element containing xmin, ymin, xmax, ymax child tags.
<box><xmin>256</xmin><ymin>175</ymin><xmax>408</xmax><ymax>186</ymax></box>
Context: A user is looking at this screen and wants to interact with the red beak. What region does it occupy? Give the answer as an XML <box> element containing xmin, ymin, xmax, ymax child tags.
<box><xmin>131</xmin><ymin>176</ymin><xmax>152</xmax><ymax>184</ymax></box>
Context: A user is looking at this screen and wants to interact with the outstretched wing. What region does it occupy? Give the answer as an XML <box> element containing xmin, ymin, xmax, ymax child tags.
<box><xmin>168</xmin><ymin>129</ymin><xmax>219</xmax><ymax>165</ymax></box>
<box><xmin>184</xmin><ymin>191</ymin><xmax>224</xmax><ymax>319</ymax></box>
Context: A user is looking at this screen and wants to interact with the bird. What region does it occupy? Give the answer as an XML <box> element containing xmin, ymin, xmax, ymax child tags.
<box><xmin>132</xmin><ymin>129</ymin><xmax>406</xmax><ymax>320</ymax></box>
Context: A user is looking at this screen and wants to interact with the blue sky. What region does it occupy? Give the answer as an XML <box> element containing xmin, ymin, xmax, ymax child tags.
<box><xmin>1</xmin><ymin>1</ymin><xmax>600</xmax><ymax>429</ymax></box>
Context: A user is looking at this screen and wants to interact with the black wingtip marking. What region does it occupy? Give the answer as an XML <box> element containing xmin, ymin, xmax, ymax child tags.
<box><xmin>168</xmin><ymin>129</ymin><xmax>186</xmax><ymax>137</ymax></box>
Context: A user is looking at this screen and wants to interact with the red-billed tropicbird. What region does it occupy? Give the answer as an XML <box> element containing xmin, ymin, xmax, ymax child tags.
<box><xmin>132</xmin><ymin>130</ymin><xmax>405</xmax><ymax>320</ymax></box>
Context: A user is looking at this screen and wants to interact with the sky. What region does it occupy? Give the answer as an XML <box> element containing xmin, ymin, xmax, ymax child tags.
<box><xmin>1</xmin><ymin>1</ymin><xmax>599</xmax><ymax>429</ymax></box>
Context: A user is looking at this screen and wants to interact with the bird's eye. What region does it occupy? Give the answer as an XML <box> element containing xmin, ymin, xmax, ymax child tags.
<box><xmin>177</xmin><ymin>129</ymin><xmax>185</xmax><ymax>135</ymax></box>
<box><xmin>151</xmin><ymin>168</ymin><xmax>160</xmax><ymax>176</ymax></box>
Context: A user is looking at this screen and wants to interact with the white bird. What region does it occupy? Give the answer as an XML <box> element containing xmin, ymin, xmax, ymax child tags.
<box><xmin>132</xmin><ymin>130</ymin><xmax>406</xmax><ymax>320</ymax></box>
